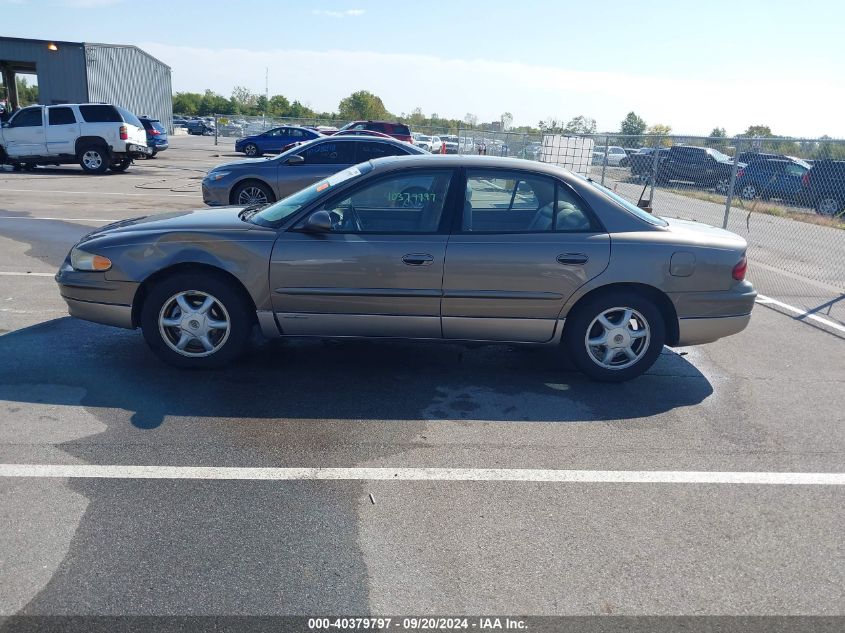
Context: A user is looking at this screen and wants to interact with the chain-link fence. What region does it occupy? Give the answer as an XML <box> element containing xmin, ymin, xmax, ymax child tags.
<box><xmin>457</xmin><ymin>129</ymin><xmax>845</xmax><ymax>326</ymax></box>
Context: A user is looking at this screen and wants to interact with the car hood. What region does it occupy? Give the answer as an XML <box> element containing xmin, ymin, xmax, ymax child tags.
<box><xmin>80</xmin><ymin>207</ymin><xmax>252</xmax><ymax>241</ymax></box>
<box><xmin>661</xmin><ymin>216</ymin><xmax>746</xmax><ymax>245</ymax></box>
<box><xmin>208</xmin><ymin>157</ymin><xmax>279</xmax><ymax>171</ymax></box>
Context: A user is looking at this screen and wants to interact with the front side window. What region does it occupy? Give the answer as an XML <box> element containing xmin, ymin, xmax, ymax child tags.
<box><xmin>48</xmin><ymin>107</ymin><xmax>76</xmax><ymax>125</ymax></box>
<box><xmin>299</xmin><ymin>141</ymin><xmax>355</xmax><ymax>165</ymax></box>
<box><xmin>462</xmin><ymin>171</ymin><xmax>598</xmax><ymax>233</ymax></box>
<box><xmin>9</xmin><ymin>107</ymin><xmax>43</xmax><ymax>128</ymax></box>
<box><xmin>311</xmin><ymin>170</ymin><xmax>453</xmax><ymax>233</ymax></box>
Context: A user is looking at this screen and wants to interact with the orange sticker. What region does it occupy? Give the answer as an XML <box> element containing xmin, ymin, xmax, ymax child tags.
<box><xmin>316</xmin><ymin>182</ymin><xmax>329</xmax><ymax>192</ymax></box>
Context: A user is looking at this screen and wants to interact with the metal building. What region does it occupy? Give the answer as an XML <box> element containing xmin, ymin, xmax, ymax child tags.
<box><xmin>0</xmin><ymin>36</ymin><xmax>172</xmax><ymax>131</ymax></box>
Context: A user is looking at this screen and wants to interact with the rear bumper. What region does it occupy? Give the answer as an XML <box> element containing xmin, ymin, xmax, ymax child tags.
<box><xmin>127</xmin><ymin>143</ymin><xmax>152</xmax><ymax>157</ymax></box>
<box><xmin>676</xmin><ymin>313</ymin><xmax>751</xmax><ymax>346</ymax></box>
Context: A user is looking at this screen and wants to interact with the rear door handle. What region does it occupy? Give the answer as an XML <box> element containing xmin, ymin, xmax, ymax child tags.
<box><xmin>402</xmin><ymin>253</ymin><xmax>434</xmax><ymax>266</ymax></box>
<box><xmin>557</xmin><ymin>253</ymin><xmax>589</xmax><ymax>265</ymax></box>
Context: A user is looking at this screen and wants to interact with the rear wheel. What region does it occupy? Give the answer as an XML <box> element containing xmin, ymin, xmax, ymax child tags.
<box><xmin>141</xmin><ymin>272</ymin><xmax>252</xmax><ymax>369</ymax></box>
<box><xmin>816</xmin><ymin>196</ymin><xmax>843</xmax><ymax>217</ymax></box>
<box><xmin>564</xmin><ymin>290</ymin><xmax>665</xmax><ymax>382</ymax></box>
<box><xmin>233</xmin><ymin>181</ymin><xmax>274</xmax><ymax>206</ymax></box>
<box><xmin>78</xmin><ymin>144</ymin><xmax>109</xmax><ymax>174</ymax></box>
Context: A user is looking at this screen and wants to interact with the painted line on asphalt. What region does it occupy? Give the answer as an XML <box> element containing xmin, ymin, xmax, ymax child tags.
<box><xmin>0</xmin><ymin>271</ymin><xmax>55</xmax><ymax>277</ymax></box>
<box><xmin>757</xmin><ymin>294</ymin><xmax>845</xmax><ymax>334</ymax></box>
<box><xmin>0</xmin><ymin>188</ymin><xmax>195</xmax><ymax>198</ymax></box>
<box><xmin>0</xmin><ymin>464</ymin><xmax>843</xmax><ymax>485</ymax></box>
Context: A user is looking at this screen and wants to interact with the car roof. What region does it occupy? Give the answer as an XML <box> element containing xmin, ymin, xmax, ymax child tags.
<box><xmin>364</xmin><ymin>154</ymin><xmax>590</xmax><ymax>179</ymax></box>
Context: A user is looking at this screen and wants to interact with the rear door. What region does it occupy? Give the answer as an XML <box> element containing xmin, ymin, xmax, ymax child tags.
<box><xmin>45</xmin><ymin>106</ymin><xmax>80</xmax><ymax>156</ymax></box>
<box><xmin>274</xmin><ymin>140</ymin><xmax>357</xmax><ymax>198</ymax></box>
<box><xmin>269</xmin><ymin>167</ymin><xmax>457</xmax><ymax>337</ymax></box>
<box><xmin>442</xmin><ymin>168</ymin><xmax>610</xmax><ymax>342</ymax></box>
<box><xmin>2</xmin><ymin>106</ymin><xmax>46</xmax><ymax>157</ymax></box>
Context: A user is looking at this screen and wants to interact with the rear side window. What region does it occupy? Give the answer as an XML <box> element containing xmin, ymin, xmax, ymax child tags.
<box><xmin>115</xmin><ymin>106</ymin><xmax>142</xmax><ymax>128</ymax></box>
<box><xmin>356</xmin><ymin>141</ymin><xmax>409</xmax><ymax>161</ymax></box>
<box><xmin>389</xmin><ymin>123</ymin><xmax>411</xmax><ymax>136</ymax></box>
<box><xmin>300</xmin><ymin>141</ymin><xmax>356</xmax><ymax>165</ymax></box>
<box><xmin>48</xmin><ymin>107</ymin><xmax>76</xmax><ymax>125</ymax></box>
<box><xmin>79</xmin><ymin>105</ymin><xmax>122</xmax><ymax>123</ymax></box>
<box><xmin>9</xmin><ymin>107</ymin><xmax>43</xmax><ymax>127</ymax></box>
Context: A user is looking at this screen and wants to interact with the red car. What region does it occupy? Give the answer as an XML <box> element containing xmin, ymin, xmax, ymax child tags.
<box><xmin>325</xmin><ymin>120</ymin><xmax>414</xmax><ymax>144</ymax></box>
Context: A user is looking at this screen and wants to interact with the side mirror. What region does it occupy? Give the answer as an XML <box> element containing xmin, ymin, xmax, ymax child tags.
<box><xmin>285</xmin><ymin>155</ymin><xmax>304</xmax><ymax>165</ymax></box>
<box><xmin>302</xmin><ymin>210</ymin><xmax>332</xmax><ymax>233</ymax></box>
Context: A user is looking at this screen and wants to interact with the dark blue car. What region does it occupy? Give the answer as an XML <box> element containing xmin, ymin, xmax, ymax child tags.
<box><xmin>234</xmin><ymin>126</ymin><xmax>321</xmax><ymax>157</ymax></box>
<box><xmin>138</xmin><ymin>117</ymin><xmax>169</xmax><ymax>157</ymax></box>
<box><xmin>734</xmin><ymin>157</ymin><xmax>810</xmax><ymax>201</ymax></box>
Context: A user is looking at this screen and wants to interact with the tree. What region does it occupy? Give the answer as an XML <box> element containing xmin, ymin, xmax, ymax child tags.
<box><xmin>267</xmin><ymin>94</ymin><xmax>291</xmax><ymax>117</ymax></box>
<box><xmin>409</xmin><ymin>107</ymin><xmax>426</xmax><ymax>126</ymax></box>
<box><xmin>4</xmin><ymin>76</ymin><xmax>39</xmax><ymax>106</ymax></box>
<box><xmin>620</xmin><ymin>111</ymin><xmax>647</xmax><ymax>136</ymax></box>
<box><xmin>646</xmin><ymin>123</ymin><xmax>672</xmax><ymax>146</ymax></box>
<box><xmin>500</xmin><ymin>112</ymin><xmax>513</xmax><ymax>131</ymax></box>
<box><xmin>742</xmin><ymin>125</ymin><xmax>773</xmax><ymax>137</ymax></box>
<box><xmin>172</xmin><ymin>91</ymin><xmax>201</xmax><ymax>115</ymax></box>
<box><xmin>705</xmin><ymin>127</ymin><xmax>728</xmax><ymax>149</ymax></box>
<box><xmin>563</xmin><ymin>115</ymin><xmax>597</xmax><ymax>135</ymax></box>
<box><xmin>463</xmin><ymin>113</ymin><xmax>478</xmax><ymax>127</ymax></box>
<box><xmin>338</xmin><ymin>90</ymin><xmax>389</xmax><ymax>120</ymax></box>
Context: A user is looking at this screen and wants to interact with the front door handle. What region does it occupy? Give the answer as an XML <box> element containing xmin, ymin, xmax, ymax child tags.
<box><xmin>402</xmin><ymin>253</ymin><xmax>434</xmax><ymax>266</ymax></box>
<box><xmin>557</xmin><ymin>253</ymin><xmax>589</xmax><ymax>265</ymax></box>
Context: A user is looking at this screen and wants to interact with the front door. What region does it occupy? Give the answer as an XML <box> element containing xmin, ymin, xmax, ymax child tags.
<box><xmin>3</xmin><ymin>106</ymin><xmax>46</xmax><ymax>158</ymax></box>
<box><xmin>442</xmin><ymin>169</ymin><xmax>610</xmax><ymax>342</ymax></box>
<box><xmin>270</xmin><ymin>168</ymin><xmax>456</xmax><ymax>338</ymax></box>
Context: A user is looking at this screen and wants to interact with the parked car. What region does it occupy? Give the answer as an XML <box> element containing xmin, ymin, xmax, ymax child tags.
<box><xmin>733</xmin><ymin>157</ymin><xmax>810</xmax><ymax>201</ymax></box>
<box><xmin>334</xmin><ymin>129</ymin><xmax>394</xmax><ymax>139</ymax></box>
<box><xmin>628</xmin><ymin>147</ymin><xmax>670</xmax><ymax>180</ymax></box>
<box><xmin>429</xmin><ymin>136</ymin><xmax>444</xmax><ymax>154</ymax></box>
<box><xmin>737</xmin><ymin>151</ymin><xmax>786</xmax><ymax>165</ymax></box>
<box><xmin>203</xmin><ymin>136</ymin><xmax>426</xmax><ymax>206</ymax></box>
<box><xmin>802</xmin><ymin>160</ymin><xmax>845</xmax><ymax>216</ymax></box>
<box><xmin>234</xmin><ymin>126</ymin><xmax>321</xmax><ymax>157</ymax></box>
<box><xmin>656</xmin><ymin>145</ymin><xmax>745</xmax><ymax>192</ymax></box>
<box><xmin>327</xmin><ymin>120</ymin><xmax>414</xmax><ymax>144</ymax></box>
<box><xmin>593</xmin><ymin>146</ymin><xmax>628</xmax><ymax>166</ymax></box>
<box><xmin>440</xmin><ymin>135</ymin><xmax>459</xmax><ymax>154</ymax></box>
<box><xmin>58</xmin><ymin>155</ymin><xmax>755</xmax><ymax>381</ymax></box>
<box><xmin>172</xmin><ymin>117</ymin><xmax>188</xmax><ymax>128</ymax></box>
<box><xmin>0</xmin><ymin>103</ymin><xmax>150</xmax><ymax>173</ymax></box>
<box><xmin>414</xmin><ymin>134</ymin><xmax>434</xmax><ymax>152</ymax></box>
<box><xmin>218</xmin><ymin>122</ymin><xmax>245</xmax><ymax>137</ymax></box>
<box><xmin>186</xmin><ymin>120</ymin><xmax>215</xmax><ymax>136</ymax></box>
<box><xmin>138</xmin><ymin>116</ymin><xmax>169</xmax><ymax>157</ymax></box>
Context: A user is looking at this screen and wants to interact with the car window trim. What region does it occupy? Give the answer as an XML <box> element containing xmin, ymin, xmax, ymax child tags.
<box><xmin>450</xmin><ymin>166</ymin><xmax>606</xmax><ymax>235</ymax></box>
<box><xmin>283</xmin><ymin>165</ymin><xmax>462</xmax><ymax>236</ymax></box>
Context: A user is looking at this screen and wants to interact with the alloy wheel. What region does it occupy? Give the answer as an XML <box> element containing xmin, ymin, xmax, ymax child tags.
<box><xmin>584</xmin><ymin>306</ymin><xmax>651</xmax><ymax>370</ymax></box>
<box><xmin>158</xmin><ymin>290</ymin><xmax>231</xmax><ymax>358</ymax></box>
<box><xmin>82</xmin><ymin>150</ymin><xmax>103</xmax><ymax>170</ymax></box>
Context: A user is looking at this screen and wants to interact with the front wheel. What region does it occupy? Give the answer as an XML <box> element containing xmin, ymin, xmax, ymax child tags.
<box><xmin>109</xmin><ymin>157</ymin><xmax>132</xmax><ymax>173</ymax></box>
<box><xmin>243</xmin><ymin>143</ymin><xmax>260</xmax><ymax>157</ymax></box>
<box><xmin>739</xmin><ymin>183</ymin><xmax>759</xmax><ymax>200</ymax></box>
<box><xmin>564</xmin><ymin>291</ymin><xmax>665</xmax><ymax>382</ymax></box>
<box><xmin>141</xmin><ymin>273</ymin><xmax>253</xmax><ymax>369</ymax></box>
<box><xmin>714</xmin><ymin>177</ymin><xmax>731</xmax><ymax>194</ymax></box>
<box><xmin>233</xmin><ymin>181</ymin><xmax>274</xmax><ymax>206</ymax></box>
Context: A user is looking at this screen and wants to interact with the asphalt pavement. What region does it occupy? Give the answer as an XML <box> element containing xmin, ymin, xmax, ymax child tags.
<box><xmin>0</xmin><ymin>137</ymin><xmax>842</xmax><ymax>624</ymax></box>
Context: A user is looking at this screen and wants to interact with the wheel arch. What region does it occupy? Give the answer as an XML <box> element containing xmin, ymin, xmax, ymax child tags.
<box><xmin>75</xmin><ymin>136</ymin><xmax>111</xmax><ymax>155</ymax></box>
<box><xmin>131</xmin><ymin>262</ymin><xmax>258</xmax><ymax>329</ymax></box>
<box><xmin>562</xmin><ymin>282</ymin><xmax>679</xmax><ymax>346</ymax></box>
<box><xmin>228</xmin><ymin>177</ymin><xmax>276</xmax><ymax>205</ymax></box>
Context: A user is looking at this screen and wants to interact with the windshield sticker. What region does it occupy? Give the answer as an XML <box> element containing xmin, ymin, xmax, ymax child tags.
<box><xmin>326</xmin><ymin>166</ymin><xmax>361</xmax><ymax>187</ymax></box>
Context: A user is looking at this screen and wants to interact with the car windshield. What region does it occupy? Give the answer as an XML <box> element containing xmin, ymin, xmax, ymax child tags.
<box><xmin>708</xmin><ymin>148</ymin><xmax>732</xmax><ymax>162</ymax></box>
<box><xmin>251</xmin><ymin>163</ymin><xmax>373</xmax><ymax>226</ymax></box>
<box><xmin>585</xmin><ymin>179</ymin><xmax>668</xmax><ymax>227</ymax></box>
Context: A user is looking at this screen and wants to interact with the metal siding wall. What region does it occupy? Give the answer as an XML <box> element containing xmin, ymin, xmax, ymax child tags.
<box><xmin>0</xmin><ymin>38</ymin><xmax>88</xmax><ymax>104</ymax></box>
<box><xmin>84</xmin><ymin>45</ymin><xmax>172</xmax><ymax>132</ymax></box>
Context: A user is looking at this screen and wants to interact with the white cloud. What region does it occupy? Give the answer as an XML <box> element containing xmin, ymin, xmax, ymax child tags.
<box><xmin>312</xmin><ymin>8</ymin><xmax>364</xmax><ymax>18</ymax></box>
<box><xmin>140</xmin><ymin>43</ymin><xmax>845</xmax><ymax>138</ymax></box>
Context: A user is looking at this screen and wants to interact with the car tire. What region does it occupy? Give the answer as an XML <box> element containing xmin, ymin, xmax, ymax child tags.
<box><xmin>140</xmin><ymin>272</ymin><xmax>253</xmax><ymax>369</ymax></box>
<box><xmin>78</xmin><ymin>144</ymin><xmax>109</xmax><ymax>174</ymax></box>
<box><xmin>149</xmin><ymin>149</ymin><xmax>158</xmax><ymax>159</ymax></box>
<box><xmin>108</xmin><ymin>157</ymin><xmax>132</xmax><ymax>173</ymax></box>
<box><xmin>243</xmin><ymin>143</ymin><xmax>261</xmax><ymax>157</ymax></box>
<box><xmin>739</xmin><ymin>183</ymin><xmax>759</xmax><ymax>200</ymax></box>
<box><xmin>232</xmin><ymin>181</ymin><xmax>274</xmax><ymax>206</ymax></box>
<box><xmin>715</xmin><ymin>177</ymin><xmax>730</xmax><ymax>194</ymax></box>
<box><xmin>564</xmin><ymin>290</ymin><xmax>666</xmax><ymax>382</ymax></box>
<box><xmin>815</xmin><ymin>196</ymin><xmax>843</xmax><ymax>217</ymax></box>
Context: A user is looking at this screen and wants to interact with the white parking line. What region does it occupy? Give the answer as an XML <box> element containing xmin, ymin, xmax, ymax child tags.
<box><xmin>0</xmin><ymin>272</ymin><xmax>55</xmax><ymax>277</ymax></box>
<box><xmin>756</xmin><ymin>294</ymin><xmax>845</xmax><ymax>334</ymax></box>
<box><xmin>0</xmin><ymin>464</ymin><xmax>843</xmax><ymax>485</ymax></box>
<box><xmin>0</xmin><ymin>188</ymin><xmax>195</xmax><ymax>198</ymax></box>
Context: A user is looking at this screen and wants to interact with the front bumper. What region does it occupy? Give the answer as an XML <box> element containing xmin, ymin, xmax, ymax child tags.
<box><xmin>64</xmin><ymin>297</ymin><xmax>134</xmax><ymax>329</ymax></box>
<box><xmin>202</xmin><ymin>181</ymin><xmax>230</xmax><ymax>206</ymax></box>
<box><xmin>56</xmin><ymin>265</ymin><xmax>139</xmax><ymax>329</ymax></box>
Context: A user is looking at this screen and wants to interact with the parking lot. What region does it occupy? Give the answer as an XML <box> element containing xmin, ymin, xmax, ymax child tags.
<box><xmin>0</xmin><ymin>136</ymin><xmax>843</xmax><ymax>623</ymax></box>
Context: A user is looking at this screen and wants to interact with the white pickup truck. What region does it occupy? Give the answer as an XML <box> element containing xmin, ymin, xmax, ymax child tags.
<box><xmin>0</xmin><ymin>103</ymin><xmax>151</xmax><ymax>174</ymax></box>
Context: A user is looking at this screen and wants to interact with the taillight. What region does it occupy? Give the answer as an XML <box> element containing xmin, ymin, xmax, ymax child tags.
<box><xmin>802</xmin><ymin>172</ymin><xmax>810</xmax><ymax>187</ymax></box>
<box><xmin>732</xmin><ymin>256</ymin><xmax>747</xmax><ymax>281</ymax></box>
<box><xmin>119</xmin><ymin>125</ymin><xmax>128</xmax><ymax>140</ymax></box>
<box><xmin>736</xmin><ymin>168</ymin><xmax>744</xmax><ymax>179</ymax></box>
<box><xmin>148</xmin><ymin>128</ymin><xmax>161</xmax><ymax>136</ymax></box>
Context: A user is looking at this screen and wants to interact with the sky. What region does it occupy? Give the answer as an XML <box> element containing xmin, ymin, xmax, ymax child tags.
<box><xmin>3</xmin><ymin>0</ymin><xmax>844</xmax><ymax>137</ymax></box>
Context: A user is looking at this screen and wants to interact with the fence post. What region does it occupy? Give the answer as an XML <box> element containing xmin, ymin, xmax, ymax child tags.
<box><xmin>722</xmin><ymin>138</ymin><xmax>743</xmax><ymax>229</ymax></box>
<box><xmin>649</xmin><ymin>136</ymin><xmax>661</xmax><ymax>204</ymax></box>
<box><xmin>214</xmin><ymin>114</ymin><xmax>218</xmax><ymax>146</ymax></box>
<box><xmin>600</xmin><ymin>134</ymin><xmax>609</xmax><ymax>186</ymax></box>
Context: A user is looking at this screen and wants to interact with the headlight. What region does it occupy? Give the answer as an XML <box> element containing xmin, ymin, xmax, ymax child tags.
<box><xmin>206</xmin><ymin>170</ymin><xmax>231</xmax><ymax>182</ymax></box>
<box><xmin>70</xmin><ymin>247</ymin><xmax>112</xmax><ymax>271</ymax></box>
